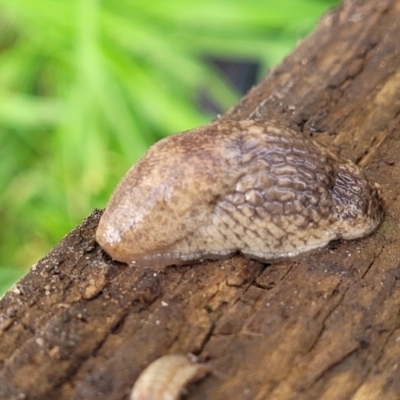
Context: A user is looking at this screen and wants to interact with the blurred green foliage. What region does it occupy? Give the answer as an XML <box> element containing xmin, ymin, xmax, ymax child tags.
<box><xmin>0</xmin><ymin>0</ymin><xmax>338</xmax><ymax>294</ymax></box>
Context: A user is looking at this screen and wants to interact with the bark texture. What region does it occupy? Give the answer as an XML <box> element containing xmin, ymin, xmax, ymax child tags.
<box><xmin>1</xmin><ymin>0</ymin><xmax>400</xmax><ymax>399</ymax></box>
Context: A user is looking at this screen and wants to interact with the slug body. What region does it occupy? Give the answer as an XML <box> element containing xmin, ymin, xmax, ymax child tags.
<box><xmin>130</xmin><ymin>354</ymin><xmax>210</xmax><ymax>400</ymax></box>
<box><xmin>96</xmin><ymin>120</ymin><xmax>383</xmax><ymax>267</ymax></box>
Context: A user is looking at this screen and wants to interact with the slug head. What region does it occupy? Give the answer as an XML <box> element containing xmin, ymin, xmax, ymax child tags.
<box><xmin>96</xmin><ymin>123</ymin><xmax>241</xmax><ymax>265</ymax></box>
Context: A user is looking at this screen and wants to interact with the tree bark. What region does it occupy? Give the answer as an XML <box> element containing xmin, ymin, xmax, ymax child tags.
<box><xmin>1</xmin><ymin>0</ymin><xmax>400</xmax><ymax>399</ymax></box>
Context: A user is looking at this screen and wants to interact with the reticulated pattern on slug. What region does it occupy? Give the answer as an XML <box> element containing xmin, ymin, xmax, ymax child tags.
<box><xmin>96</xmin><ymin>120</ymin><xmax>384</xmax><ymax>267</ymax></box>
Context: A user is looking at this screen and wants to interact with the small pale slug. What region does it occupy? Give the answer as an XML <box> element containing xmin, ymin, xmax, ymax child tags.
<box><xmin>130</xmin><ymin>354</ymin><xmax>210</xmax><ymax>400</ymax></box>
<box><xmin>96</xmin><ymin>120</ymin><xmax>384</xmax><ymax>267</ymax></box>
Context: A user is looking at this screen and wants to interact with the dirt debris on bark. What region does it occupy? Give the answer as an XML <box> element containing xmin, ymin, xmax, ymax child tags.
<box><xmin>1</xmin><ymin>0</ymin><xmax>400</xmax><ymax>399</ymax></box>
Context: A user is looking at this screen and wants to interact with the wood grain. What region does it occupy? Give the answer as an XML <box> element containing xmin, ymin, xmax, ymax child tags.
<box><xmin>1</xmin><ymin>0</ymin><xmax>400</xmax><ymax>399</ymax></box>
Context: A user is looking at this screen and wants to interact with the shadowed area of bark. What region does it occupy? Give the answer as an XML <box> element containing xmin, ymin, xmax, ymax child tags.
<box><xmin>1</xmin><ymin>0</ymin><xmax>400</xmax><ymax>399</ymax></box>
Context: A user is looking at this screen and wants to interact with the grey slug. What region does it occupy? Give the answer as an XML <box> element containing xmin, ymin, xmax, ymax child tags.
<box><xmin>96</xmin><ymin>120</ymin><xmax>384</xmax><ymax>267</ymax></box>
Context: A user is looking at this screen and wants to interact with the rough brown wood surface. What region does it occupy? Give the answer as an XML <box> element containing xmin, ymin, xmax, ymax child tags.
<box><xmin>1</xmin><ymin>0</ymin><xmax>400</xmax><ymax>399</ymax></box>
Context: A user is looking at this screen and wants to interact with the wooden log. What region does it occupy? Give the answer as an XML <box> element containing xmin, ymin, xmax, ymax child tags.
<box><xmin>1</xmin><ymin>0</ymin><xmax>399</xmax><ymax>399</ymax></box>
